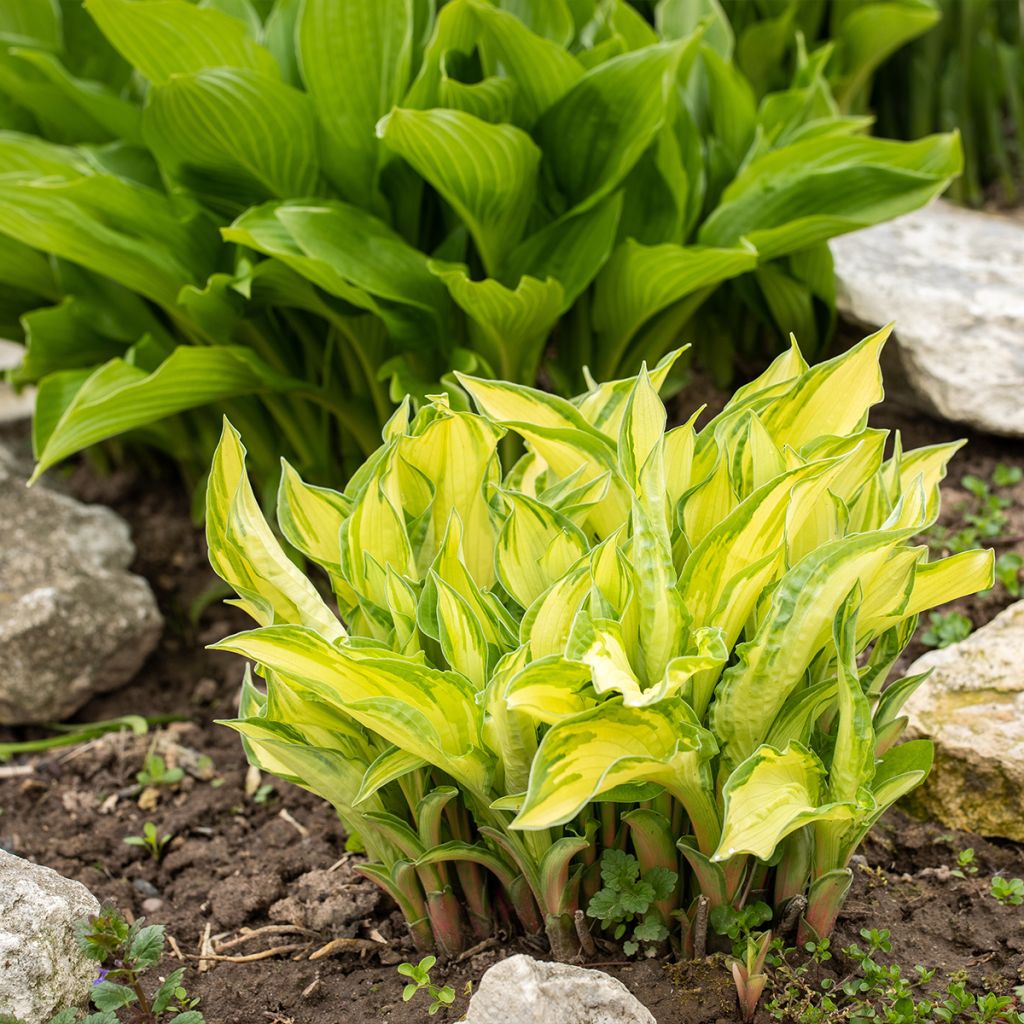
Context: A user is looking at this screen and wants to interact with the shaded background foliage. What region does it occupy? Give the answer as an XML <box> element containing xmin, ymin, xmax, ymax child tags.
<box><xmin>0</xmin><ymin>0</ymin><xmax>1006</xmax><ymax>497</ymax></box>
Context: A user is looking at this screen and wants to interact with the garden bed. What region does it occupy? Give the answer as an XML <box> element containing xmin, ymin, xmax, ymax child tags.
<box><xmin>1</xmin><ymin>390</ymin><xmax>1022</xmax><ymax>1024</ymax></box>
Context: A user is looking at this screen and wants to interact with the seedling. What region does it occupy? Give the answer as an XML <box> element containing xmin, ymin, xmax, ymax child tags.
<box><xmin>730</xmin><ymin>930</ymin><xmax>773</xmax><ymax>1022</ymax></box>
<box><xmin>252</xmin><ymin>783</ymin><xmax>276</xmax><ymax>805</ymax></box>
<box><xmin>992</xmin><ymin>463</ymin><xmax>1022</xmax><ymax>488</ymax></box>
<box><xmin>951</xmin><ymin>848</ymin><xmax>978</xmax><ymax>878</ymax></box>
<box><xmin>922</xmin><ymin>611</ymin><xmax>973</xmax><ymax>649</ymax></box>
<box><xmin>586</xmin><ymin>850</ymin><xmax>677</xmax><ymax>957</ymax></box>
<box><xmin>396</xmin><ymin>956</ymin><xmax>455</xmax><ymax>1017</ymax></box>
<box><xmin>124</xmin><ymin>822</ymin><xmax>172</xmax><ymax>862</ymax></box>
<box><xmin>43</xmin><ymin>907</ymin><xmax>204</xmax><ymax>1024</ymax></box>
<box><xmin>990</xmin><ymin>877</ymin><xmax>1024</xmax><ymax>906</ymax></box>
<box><xmin>928</xmin><ymin>464</ymin><xmax>1019</xmax><ymax>559</ymax></box>
<box><xmin>136</xmin><ymin>754</ymin><xmax>184</xmax><ymax>789</ymax></box>
<box><xmin>994</xmin><ymin>553</ymin><xmax>1023</xmax><ymax>599</ymax></box>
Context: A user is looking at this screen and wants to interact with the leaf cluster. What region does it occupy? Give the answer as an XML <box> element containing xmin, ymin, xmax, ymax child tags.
<box><xmin>207</xmin><ymin>331</ymin><xmax>994</xmax><ymax>959</ymax></box>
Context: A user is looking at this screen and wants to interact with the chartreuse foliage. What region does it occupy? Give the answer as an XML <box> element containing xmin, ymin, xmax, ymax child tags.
<box><xmin>0</xmin><ymin>0</ymin><xmax>960</xmax><ymax>490</ymax></box>
<box><xmin>207</xmin><ymin>331</ymin><xmax>992</xmax><ymax>960</ymax></box>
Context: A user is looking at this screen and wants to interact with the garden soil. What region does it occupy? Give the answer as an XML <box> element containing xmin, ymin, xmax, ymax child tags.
<box><xmin>1</xmin><ymin>388</ymin><xmax>1022</xmax><ymax>1024</ymax></box>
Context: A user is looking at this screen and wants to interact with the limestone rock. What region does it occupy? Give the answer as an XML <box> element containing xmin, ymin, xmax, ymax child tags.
<box><xmin>464</xmin><ymin>954</ymin><xmax>655</xmax><ymax>1024</ymax></box>
<box><xmin>0</xmin><ymin>442</ymin><xmax>163</xmax><ymax>724</ymax></box>
<box><xmin>0</xmin><ymin>850</ymin><xmax>100</xmax><ymax>1023</ymax></box>
<box><xmin>0</xmin><ymin>340</ymin><xmax>32</xmax><ymax>425</ymax></box>
<box><xmin>831</xmin><ymin>201</ymin><xmax>1024</xmax><ymax>437</ymax></box>
<box><xmin>903</xmin><ymin>600</ymin><xmax>1024</xmax><ymax>840</ymax></box>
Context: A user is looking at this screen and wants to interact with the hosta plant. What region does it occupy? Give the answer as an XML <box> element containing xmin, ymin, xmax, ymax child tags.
<box><xmin>0</xmin><ymin>0</ymin><xmax>960</xmax><ymax>491</ymax></box>
<box><xmin>207</xmin><ymin>329</ymin><xmax>992</xmax><ymax>960</ymax></box>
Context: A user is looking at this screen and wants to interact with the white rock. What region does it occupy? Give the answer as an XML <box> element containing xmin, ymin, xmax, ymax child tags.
<box><xmin>0</xmin><ymin>340</ymin><xmax>32</xmax><ymax>424</ymax></box>
<box><xmin>463</xmin><ymin>954</ymin><xmax>655</xmax><ymax>1024</ymax></box>
<box><xmin>0</xmin><ymin>442</ymin><xmax>163</xmax><ymax>724</ymax></box>
<box><xmin>903</xmin><ymin>600</ymin><xmax>1024</xmax><ymax>840</ymax></box>
<box><xmin>831</xmin><ymin>200</ymin><xmax>1024</xmax><ymax>437</ymax></box>
<box><xmin>0</xmin><ymin>850</ymin><xmax>100</xmax><ymax>1023</ymax></box>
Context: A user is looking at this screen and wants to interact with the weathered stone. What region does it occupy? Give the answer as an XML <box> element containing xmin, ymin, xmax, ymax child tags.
<box><xmin>0</xmin><ymin>442</ymin><xmax>163</xmax><ymax>724</ymax></box>
<box><xmin>463</xmin><ymin>954</ymin><xmax>655</xmax><ymax>1024</ymax></box>
<box><xmin>903</xmin><ymin>600</ymin><xmax>1024</xmax><ymax>840</ymax></box>
<box><xmin>0</xmin><ymin>340</ymin><xmax>32</xmax><ymax>425</ymax></box>
<box><xmin>832</xmin><ymin>201</ymin><xmax>1024</xmax><ymax>437</ymax></box>
<box><xmin>0</xmin><ymin>850</ymin><xmax>100</xmax><ymax>1023</ymax></box>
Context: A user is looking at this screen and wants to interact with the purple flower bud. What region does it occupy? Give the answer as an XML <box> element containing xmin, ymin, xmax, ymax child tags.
<box><xmin>93</xmin><ymin>968</ymin><xmax>109</xmax><ymax>986</ymax></box>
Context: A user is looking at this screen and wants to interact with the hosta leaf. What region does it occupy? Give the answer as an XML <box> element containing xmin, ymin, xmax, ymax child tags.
<box><xmin>277</xmin><ymin>459</ymin><xmax>352</xmax><ymax>597</ymax></box>
<box><xmin>297</xmin><ymin>0</ymin><xmax>414</xmax><ymax>206</ymax></box>
<box><xmin>867</xmin><ymin>548</ymin><xmax>994</xmax><ymax>634</ymax></box>
<box><xmin>224</xmin><ymin>201</ymin><xmax>448</xmax><ymax>341</ymax></box>
<box><xmin>378</xmin><ymin>107</ymin><xmax>541</xmax><ymax>275</ymax></box>
<box><xmin>0</xmin><ymin>0</ymin><xmax>62</xmax><ymax>50</ymax></box>
<box><xmin>144</xmin><ymin>68</ymin><xmax>319</xmax><ymax>204</ymax></box>
<box><xmin>502</xmin><ymin>655</ymin><xmax>595</xmax><ymax>724</ymax></box>
<box><xmin>84</xmin><ymin>0</ymin><xmax>278</xmax><ymax>83</ymax></box>
<box><xmin>512</xmin><ymin>698</ymin><xmax>714</xmax><ymax>830</ymax></box>
<box><xmin>699</xmin><ymin>133</ymin><xmax>963</xmax><ymax>259</ymax></box>
<box><xmin>496</xmin><ymin>0</ymin><xmax>574</xmax><ymax>46</ymax></box>
<box><xmin>757</xmin><ymin>325</ymin><xmax>891</xmax><ymax>449</ymax></box>
<box><xmin>471</xmin><ymin>0</ymin><xmax>583</xmax><ymax>125</ymax></box>
<box><xmin>830</xmin><ymin>1</ymin><xmax>940</xmax><ymax>112</ymax></box>
<box><xmin>355</xmin><ymin>746</ymin><xmax>428</xmax><ymax>806</ymax></box>
<box><xmin>0</xmin><ymin>233</ymin><xmax>56</xmax><ymax>301</ymax></box>
<box><xmin>713</xmin><ymin>528</ymin><xmax>916</xmax><ymax>767</ymax></box>
<box><xmin>429</xmin><ymin>262</ymin><xmax>563</xmax><ymax>382</ymax></box>
<box><xmin>713</xmin><ymin>743</ymin><xmax>854</xmax><ymax>862</ymax></box>
<box><xmin>828</xmin><ymin>590</ymin><xmax>875</xmax><ymax>805</ymax></box>
<box><xmin>0</xmin><ymin>167</ymin><xmax>213</xmax><ymax>310</ymax></box>
<box><xmin>206</xmin><ymin>420</ymin><xmax>345</xmax><ymax>639</ymax></box>
<box><xmin>502</xmin><ymin>192</ymin><xmax>622</xmax><ymax>309</ymax></box>
<box><xmin>212</xmin><ymin>625</ymin><xmax>493</xmax><ymax>794</ymax></box>
<box><xmin>31</xmin><ymin>347</ymin><xmax>301</xmax><ymax>481</ymax></box>
<box><xmin>534</xmin><ymin>40</ymin><xmax>692</xmax><ymax>214</ymax></box>
<box><xmin>396</xmin><ymin>404</ymin><xmax>504</xmax><ymax>587</ymax></box>
<box><xmin>495</xmin><ymin>491</ymin><xmax>588</xmax><ymax>609</ymax></box>
<box><xmin>656</xmin><ymin>0</ymin><xmax>732</xmax><ymax>58</ymax></box>
<box><xmin>434</xmin><ymin>573</ymin><xmax>490</xmax><ymax>687</ymax></box>
<box><xmin>8</xmin><ymin>48</ymin><xmax>142</xmax><ymax>142</ymax></box>
<box><xmin>592</xmin><ymin>239</ymin><xmax>757</xmax><ymax>379</ymax></box>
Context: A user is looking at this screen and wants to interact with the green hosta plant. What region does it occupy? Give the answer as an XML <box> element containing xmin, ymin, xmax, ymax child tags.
<box><xmin>0</xmin><ymin>0</ymin><xmax>960</xmax><ymax>491</ymax></box>
<box><xmin>207</xmin><ymin>328</ymin><xmax>992</xmax><ymax>960</ymax></box>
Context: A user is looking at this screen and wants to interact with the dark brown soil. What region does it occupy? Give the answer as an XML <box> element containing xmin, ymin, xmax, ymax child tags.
<box><xmin>1</xmin><ymin>387</ymin><xmax>1023</xmax><ymax>1024</ymax></box>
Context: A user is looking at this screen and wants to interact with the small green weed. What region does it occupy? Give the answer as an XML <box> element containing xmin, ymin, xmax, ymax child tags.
<box><xmin>586</xmin><ymin>849</ymin><xmax>677</xmax><ymax>957</ymax></box>
<box><xmin>993</xmin><ymin>553</ymin><xmax>1023</xmax><ymax>599</ymax></box>
<box><xmin>922</xmin><ymin>611</ymin><xmax>973</xmax><ymax>649</ymax></box>
<box><xmin>990</xmin><ymin>877</ymin><xmax>1024</xmax><ymax>907</ymax></box>
<box><xmin>44</xmin><ymin>906</ymin><xmax>203</xmax><ymax>1024</ymax></box>
<box><xmin>397</xmin><ymin>956</ymin><xmax>456</xmax><ymax>1017</ymax></box>
<box><xmin>765</xmin><ymin>929</ymin><xmax>1024</xmax><ymax>1023</ymax></box>
<box><xmin>927</xmin><ymin>464</ymin><xmax>1020</xmax><ymax>565</ymax></box>
<box><xmin>124</xmin><ymin>822</ymin><xmax>172</xmax><ymax>862</ymax></box>
<box><xmin>136</xmin><ymin>754</ymin><xmax>183</xmax><ymax>789</ymax></box>
<box><xmin>951</xmin><ymin>849</ymin><xmax>978</xmax><ymax>879</ymax></box>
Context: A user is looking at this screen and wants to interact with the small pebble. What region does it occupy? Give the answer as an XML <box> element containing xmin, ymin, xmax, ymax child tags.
<box><xmin>192</xmin><ymin>676</ymin><xmax>219</xmax><ymax>704</ymax></box>
<box><xmin>141</xmin><ymin>897</ymin><xmax>165</xmax><ymax>914</ymax></box>
<box><xmin>132</xmin><ymin>877</ymin><xmax>160</xmax><ymax>898</ymax></box>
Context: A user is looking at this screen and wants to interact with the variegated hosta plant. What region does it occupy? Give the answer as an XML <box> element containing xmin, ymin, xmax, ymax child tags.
<box><xmin>207</xmin><ymin>327</ymin><xmax>992</xmax><ymax>960</ymax></box>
